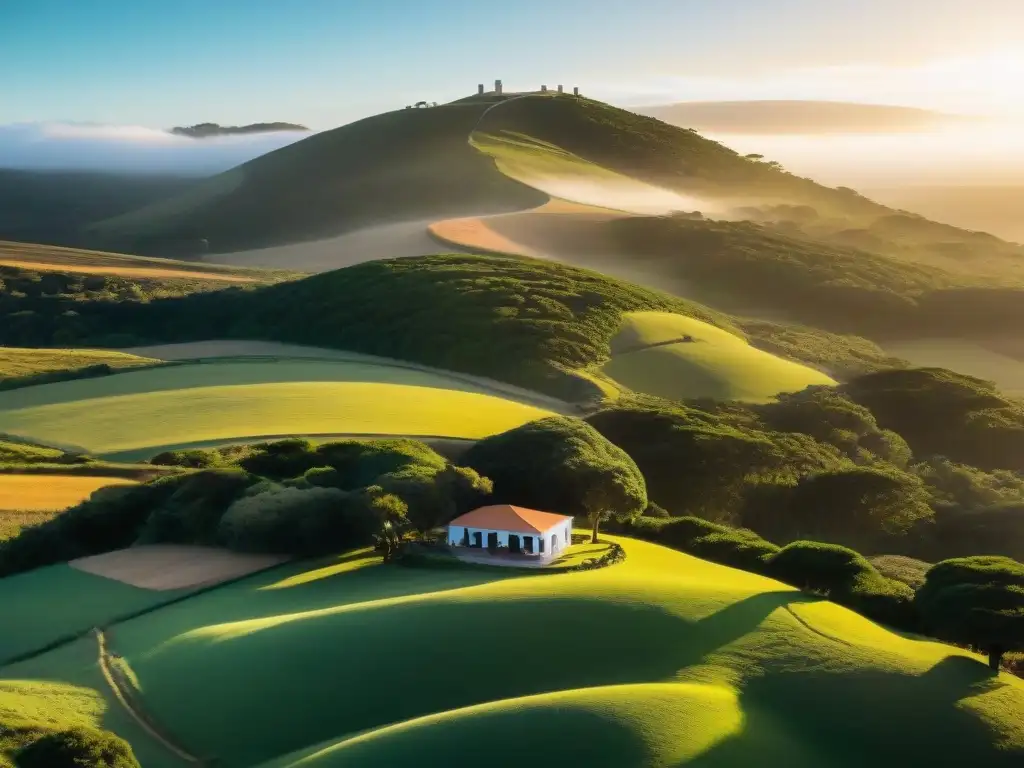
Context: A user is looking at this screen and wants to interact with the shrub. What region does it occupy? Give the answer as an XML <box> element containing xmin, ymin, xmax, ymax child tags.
<box><xmin>302</xmin><ymin>466</ymin><xmax>345</xmax><ymax>489</ymax></box>
<box><xmin>14</xmin><ymin>727</ymin><xmax>139</xmax><ymax>768</ymax></box>
<box><xmin>686</xmin><ymin>530</ymin><xmax>780</xmax><ymax>572</ymax></box>
<box><xmin>316</xmin><ymin>439</ymin><xmax>448</xmax><ymax>489</ymax></box>
<box><xmin>239</xmin><ymin>438</ymin><xmax>320</xmax><ymax>480</ymax></box>
<box><xmin>642</xmin><ymin>502</ymin><xmax>670</xmax><ymax>518</ymax></box>
<box><xmin>218</xmin><ymin>486</ymin><xmax>379</xmax><ymax>556</ymax></box>
<box><xmin>765</xmin><ymin>541</ymin><xmax>872</xmax><ymax>594</ymax></box>
<box><xmin>135</xmin><ymin>468</ymin><xmax>257</xmax><ymax>545</ymax></box>
<box><xmin>148</xmin><ymin>448</ymin><xmax>222</xmax><ymax>468</ymax></box>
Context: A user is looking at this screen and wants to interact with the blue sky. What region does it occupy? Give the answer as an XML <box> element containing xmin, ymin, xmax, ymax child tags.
<box><xmin>2</xmin><ymin>0</ymin><xmax>1023</xmax><ymax>128</ymax></box>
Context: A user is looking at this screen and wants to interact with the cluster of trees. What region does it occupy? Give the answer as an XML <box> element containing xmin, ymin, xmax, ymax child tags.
<box><xmin>587</xmin><ymin>383</ymin><xmax>1024</xmax><ymax>562</ymax></box>
<box><xmin>621</xmin><ymin>514</ymin><xmax>1024</xmax><ymax>669</ymax></box>
<box><xmin>0</xmin><ymin>438</ymin><xmax>493</xmax><ymax>576</ymax></box>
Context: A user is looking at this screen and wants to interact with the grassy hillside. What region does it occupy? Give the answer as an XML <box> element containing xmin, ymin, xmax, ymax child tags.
<box><xmin>477</xmin><ymin>95</ymin><xmax>889</xmax><ymax>216</ymax></box>
<box><xmin>0</xmin><ymin>239</ymin><xmax>270</xmax><ymax>283</ymax></box>
<box><xmin>0</xmin><ymin>347</ymin><xmax>158</xmax><ymax>382</ymax></box>
<box><xmin>0</xmin><ymin>359</ymin><xmax>557</xmax><ymax>459</ymax></box>
<box><xmin>25</xmin><ymin>537</ymin><xmax>1019</xmax><ymax>767</ymax></box>
<box><xmin>90</xmin><ymin>103</ymin><xmax>546</xmax><ymax>256</ymax></box>
<box><xmin>601</xmin><ymin>312</ymin><xmax>836</xmax><ymax>402</ymax></box>
<box><xmin>0</xmin><ymin>169</ymin><xmax>197</xmax><ymax>250</ymax></box>
<box><xmin>0</xmin><ymin>637</ymin><xmax>173</xmax><ymax>767</ymax></box>
<box><xmin>605</xmin><ymin>214</ymin><xmax>1024</xmax><ymax>341</ymax></box>
<box><xmin>0</xmin><ymin>564</ymin><xmax>191</xmax><ymax>665</ymax></box>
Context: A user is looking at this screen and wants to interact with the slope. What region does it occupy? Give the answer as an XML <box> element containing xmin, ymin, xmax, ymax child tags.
<box><xmin>89</xmin><ymin>103</ymin><xmax>547</xmax><ymax>256</ymax></box>
<box><xmin>33</xmin><ymin>537</ymin><xmax>1022</xmax><ymax>768</ymax></box>
<box><xmin>600</xmin><ymin>312</ymin><xmax>836</xmax><ymax>403</ymax></box>
<box><xmin>0</xmin><ymin>358</ymin><xmax>557</xmax><ymax>459</ymax></box>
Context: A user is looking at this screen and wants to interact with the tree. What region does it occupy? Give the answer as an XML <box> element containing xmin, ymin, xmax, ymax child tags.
<box><xmin>15</xmin><ymin>727</ymin><xmax>139</xmax><ymax>768</ymax></box>
<box><xmin>462</xmin><ymin>417</ymin><xmax>647</xmax><ymax>541</ymax></box>
<box><xmin>378</xmin><ymin>464</ymin><xmax>491</xmax><ymax>535</ymax></box>
<box><xmin>916</xmin><ymin>556</ymin><xmax>1024</xmax><ymax>670</ymax></box>
<box><xmin>784</xmin><ymin>466</ymin><xmax>933</xmax><ymax>544</ymax></box>
<box><xmin>363</xmin><ymin>487</ymin><xmax>409</xmax><ymax>562</ymax></box>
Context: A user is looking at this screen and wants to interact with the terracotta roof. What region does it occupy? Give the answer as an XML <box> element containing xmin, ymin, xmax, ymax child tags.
<box><xmin>448</xmin><ymin>505</ymin><xmax>572</xmax><ymax>534</ymax></box>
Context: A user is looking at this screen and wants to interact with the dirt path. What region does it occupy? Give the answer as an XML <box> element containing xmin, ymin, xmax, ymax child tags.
<box><xmin>94</xmin><ymin>628</ymin><xmax>203</xmax><ymax>765</ymax></box>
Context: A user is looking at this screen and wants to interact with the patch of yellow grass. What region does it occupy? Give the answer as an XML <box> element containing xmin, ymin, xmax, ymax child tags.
<box><xmin>0</xmin><ymin>475</ymin><xmax>135</xmax><ymax>512</ymax></box>
<box><xmin>0</xmin><ymin>361</ymin><xmax>556</xmax><ymax>457</ymax></box>
<box><xmin>0</xmin><ymin>347</ymin><xmax>158</xmax><ymax>380</ymax></box>
<box><xmin>603</xmin><ymin>312</ymin><xmax>836</xmax><ymax>403</ymax></box>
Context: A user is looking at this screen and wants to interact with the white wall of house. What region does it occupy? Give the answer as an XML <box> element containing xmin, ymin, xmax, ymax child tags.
<box><xmin>448</xmin><ymin>520</ymin><xmax>574</xmax><ymax>560</ymax></box>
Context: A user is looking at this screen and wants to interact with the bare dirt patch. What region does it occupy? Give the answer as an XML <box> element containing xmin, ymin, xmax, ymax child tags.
<box><xmin>429</xmin><ymin>199</ymin><xmax>628</xmax><ymax>259</ymax></box>
<box><xmin>70</xmin><ymin>545</ymin><xmax>287</xmax><ymax>591</ymax></box>
<box><xmin>209</xmin><ymin>218</ymin><xmax>459</xmax><ymax>273</ymax></box>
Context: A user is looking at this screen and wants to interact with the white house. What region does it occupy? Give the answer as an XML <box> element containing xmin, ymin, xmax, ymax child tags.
<box><xmin>448</xmin><ymin>505</ymin><xmax>573</xmax><ymax>563</ymax></box>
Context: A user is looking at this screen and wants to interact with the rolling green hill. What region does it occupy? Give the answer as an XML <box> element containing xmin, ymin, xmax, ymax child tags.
<box><xmin>89</xmin><ymin>103</ymin><xmax>546</xmax><ymax>256</ymax></box>
<box><xmin>0</xmin><ymin>358</ymin><xmax>557</xmax><ymax>460</ymax></box>
<box><xmin>600</xmin><ymin>312</ymin><xmax>836</xmax><ymax>403</ymax></box>
<box><xmin>4</xmin><ymin>537</ymin><xmax>1019</xmax><ymax>767</ymax></box>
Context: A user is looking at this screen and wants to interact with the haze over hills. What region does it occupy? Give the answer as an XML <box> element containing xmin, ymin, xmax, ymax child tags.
<box><xmin>636</xmin><ymin>100</ymin><xmax>968</xmax><ymax>135</ymax></box>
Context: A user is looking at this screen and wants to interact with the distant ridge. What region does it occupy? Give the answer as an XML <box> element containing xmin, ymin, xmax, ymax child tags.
<box><xmin>636</xmin><ymin>100</ymin><xmax>968</xmax><ymax>134</ymax></box>
<box><xmin>170</xmin><ymin>122</ymin><xmax>309</xmax><ymax>138</ymax></box>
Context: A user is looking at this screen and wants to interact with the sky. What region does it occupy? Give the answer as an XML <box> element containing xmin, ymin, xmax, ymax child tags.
<box><xmin>1</xmin><ymin>0</ymin><xmax>1023</xmax><ymax>181</ymax></box>
<box><xmin>2</xmin><ymin>0</ymin><xmax>1024</xmax><ymax>129</ymax></box>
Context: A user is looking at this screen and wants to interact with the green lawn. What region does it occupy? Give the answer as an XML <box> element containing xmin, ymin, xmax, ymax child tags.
<box><xmin>0</xmin><ymin>564</ymin><xmax>189</xmax><ymax>666</ymax></box>
<box><xmin>0</xmin><ymin>637</ymin><xmax>182</xmax><ymax>768</ymax></box>
<box><xmin>69</xmin><ymin>537</ymin><xmax>1024</xmax><ymax>768</ymax></box>
<box><xmin>0</xmin><ymin>360</ymin><xmax>556</xmax><ymax>458</ymax></box>
<box><xmin>602</xmin><ymin>312</ymin><xmax>837</xmax><ymax>403</ymax></box>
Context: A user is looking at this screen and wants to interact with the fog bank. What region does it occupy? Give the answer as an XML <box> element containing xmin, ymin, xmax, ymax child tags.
<box><xmin>709</xmin><ymin>119</ymin><xmax>1024</xmax><ymax>187</ymax></box>
<box><xmin>0</xmin><ymin>122</ymin><xmax>311</xmax><ymax>174</ymax></box>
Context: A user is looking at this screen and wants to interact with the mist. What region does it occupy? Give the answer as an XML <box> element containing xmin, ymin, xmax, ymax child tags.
<box><xmin>0</xmin><ymin>122</ymin><xmax>311</xmax><ymax>175</ymax></box>
<box><xmin>708</xmin><ymin>117</ymin><xmax>1024</xmax><ymax>187</ymax></box>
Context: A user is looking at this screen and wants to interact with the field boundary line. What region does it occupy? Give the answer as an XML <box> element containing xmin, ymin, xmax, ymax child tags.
<box><xmin>0</xmin><ymin>558</ymin><xmax>293</xmax><ymax>669</ymax></box>
<box><xmin>94</xmin><ymin>628</ymin><xmax>204</xmax><ymax>765</ymax></box>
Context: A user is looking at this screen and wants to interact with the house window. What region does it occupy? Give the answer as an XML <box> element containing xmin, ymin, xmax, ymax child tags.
<box><xmin>539</xmin><ymin>537</ymin><xmax>545</xmax><ymax>554</ymax></box>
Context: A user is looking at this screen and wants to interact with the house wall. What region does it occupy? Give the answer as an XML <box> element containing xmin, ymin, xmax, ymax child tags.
<box><xmin>447</xmin><ymin>521</ymin><xmax>573</xmax><ymax>561</ymax></box>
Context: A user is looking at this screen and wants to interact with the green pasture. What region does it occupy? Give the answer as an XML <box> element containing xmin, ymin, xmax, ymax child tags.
<box><xmin>87</xmin><ymin>538</ymin><xmax>1024</xmax><ymax>768</ymax></box>
<box><xmin>0</xmin><ymin>360</ymin><xmax>556</xmax><ymax>458</ymax></box>
<box><xmin>0</xmin><ymin>637</ymin><xmax>178</xmax><ymax>768</ymax></box>
<box><xmin>602</xmin><ymin>312</ymin><xmax>837</xmax><ymax>403</ymax></box>
<box><xmin>0</xmin><ymin>564</ymin><xmax>189</xmax><ymax>666</ymax></box>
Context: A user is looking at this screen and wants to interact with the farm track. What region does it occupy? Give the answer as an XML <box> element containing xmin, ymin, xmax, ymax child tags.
<box><xmin>95</xmin><ymin>628</ymin><xmax>204</xmax><ymax>765</ymax></box>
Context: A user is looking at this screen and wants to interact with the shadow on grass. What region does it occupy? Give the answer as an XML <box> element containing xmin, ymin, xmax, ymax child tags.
<box><xmin>680</xmin><ymin>654</ymin><xmax>1022</xmax><ymax>767</ymax></box>
<box><xmin>120</xmin><ymin>589</ymin><xmax>820</xmax><ymax>767</ymax></box>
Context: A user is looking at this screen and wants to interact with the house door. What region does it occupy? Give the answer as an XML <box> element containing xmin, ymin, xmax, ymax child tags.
<box><xmin>508</xmin><ymin>535</ymin><xmax>521</xmax><ymax>554</ymax></box>
<box><xmin>487</xmin><ymin>532</ymin><xmax>499</xmax><ymax>551</ymax></box>
<box><xmin>551</xmin><ymin>534</ymin><xmax>558</xmax><ymax>553</ymax></box>
<box><xmin>472</xmin><ymin>532</ymin><xmax>483</xmax><ymax>548</ymax></box>
<box><xmin>523</xmin><ymin>536</ymin><xmax>534</xmax><ymax>554</ymax></box>
<box><xmin>461</xmin><ymin>529</ymin><xmax>470</xmax><ymax>546</ymax></box>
